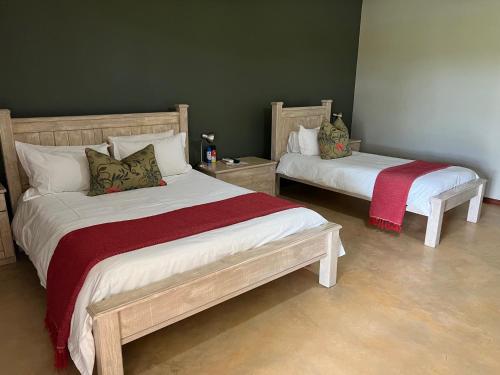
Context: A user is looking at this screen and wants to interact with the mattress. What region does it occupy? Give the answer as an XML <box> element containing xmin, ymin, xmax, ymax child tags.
<box><xmin>277</xmin><ymin>151</ymin><xmax>478</xmax><ymax>215</ymax></box>
<box><xmin>12</xmin><ymin>169</ymin><xmax>338</xmax><ymax>375</ymax></box>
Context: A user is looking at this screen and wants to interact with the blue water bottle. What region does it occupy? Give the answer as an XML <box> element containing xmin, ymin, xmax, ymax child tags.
<box><xmin>206</xmin><ymin>146</ymin><xmax>212</xmax><ymax>163</ymax></box>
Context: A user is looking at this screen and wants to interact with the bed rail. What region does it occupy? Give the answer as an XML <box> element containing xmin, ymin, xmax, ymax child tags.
<box><xmin>88</xmin><ymin>222</ymin><xmax>342</xmax><ymax>374</ymax></box>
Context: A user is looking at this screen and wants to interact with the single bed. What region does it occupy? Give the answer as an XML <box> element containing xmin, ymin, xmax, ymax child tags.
<box><xmin>0</xmin><ymin>107</ymin><xmax>342</xmax><ymax>375</ymax></box>
<box><xmin>271</xmin><ymin>100</ymin><xmax>486</xmax><ymax>248</ymax></box>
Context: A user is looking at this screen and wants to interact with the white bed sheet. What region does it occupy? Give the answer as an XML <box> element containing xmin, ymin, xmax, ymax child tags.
<box><xmin>12</xmin><ymin>169</ymin><xmax>338</xmax><ymax>375</ymax></box>
<box><xmin>277</xmin><ymin>151</ymin><xmax>478</xmax><ymax>215</ymax></box>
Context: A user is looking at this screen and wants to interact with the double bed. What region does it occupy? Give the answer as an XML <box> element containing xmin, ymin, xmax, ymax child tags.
<box><xmin>271</xmin><ymin>100</ymin><xmax>486</xmax><ymax>247</ymax></box>
<box><xmin>0</xmin><ymin>106</ymin><xmax>342</xmax><ymax>375</ymax></box>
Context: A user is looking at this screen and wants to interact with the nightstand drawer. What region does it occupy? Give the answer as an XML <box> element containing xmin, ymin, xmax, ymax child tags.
<box><xmin>198</xmin><ymin>157</ymin><xmax>277</xmax><ymax>196</ymax></box>
<box><xmin>218</xmin><ymin>165</ymin><xmax>276</xmax><ymax>195</ymax></box>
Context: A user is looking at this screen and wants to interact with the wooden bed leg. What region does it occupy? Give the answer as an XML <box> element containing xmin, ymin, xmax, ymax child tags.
<box><xmin>425</xmin><ymin>197</ymin><xmax>445</xmax><ymax>248</ymax></box>
<box><xmin>94</xmin><ymin>313</ymin><xmax>124</xmax><ymax>375</ymax></box>
<box><xmin>467</xmin><ymin>180</ymin><xmax>486</xmax><ymax>223</ymax></box>
<box><xmin>319</xmin><ymin>229</ymin><xmax>340</xmax><ymax>287</ymax></box>
<box><xmin>275</xmin><ymin>175</ymin><xmax>281</xmax><ymax>196</ymax></box>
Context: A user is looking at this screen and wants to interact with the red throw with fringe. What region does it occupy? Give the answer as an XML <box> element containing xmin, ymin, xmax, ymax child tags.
<box><xmin>45</xmin><ymin>192</ymin><xmax>300</xmax><ymax>369</ymax></box>
<box><xmin>369</xmin><ymin>161</ymin><xmax>449</xmax><ymax>233</ymax></box>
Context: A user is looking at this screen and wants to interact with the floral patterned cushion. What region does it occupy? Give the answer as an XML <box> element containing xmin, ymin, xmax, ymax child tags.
<box><xmin>317</xmin><ymin>116</ymin><xmax>352</xmax><ymax>160</ymax></box>
<box><xmin>85</xmin><ymin>144</ymin><xmax>165</xmax><ymax>196</ymax></box>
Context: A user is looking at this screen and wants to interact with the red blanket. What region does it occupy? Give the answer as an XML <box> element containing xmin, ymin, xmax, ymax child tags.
<box><xmin>45</xmin><ymin>192</ymin><xmax>300</xmax><ymax>368</ymax></box>
<box><xmin>369</xmin><ymin>161</ymin><xmax>449</xmax><ymax>232</ymax></box>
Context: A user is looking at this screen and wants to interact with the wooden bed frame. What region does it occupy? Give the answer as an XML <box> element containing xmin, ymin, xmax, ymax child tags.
<box><xmin>271</xmin><ymin>100</ymin><xmax>486</xmax><ymax>248</ymax></box>
<box><xmin>0</xmin><ymin>106</ymin><xmax>342</xmax><ymax>374</ymax></box>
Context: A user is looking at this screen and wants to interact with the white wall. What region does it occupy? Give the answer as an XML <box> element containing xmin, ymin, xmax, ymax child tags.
<box><xmin>353</xmin><ymin>0</ymin><xmax>500</xmax><ymax>199</ymax></box>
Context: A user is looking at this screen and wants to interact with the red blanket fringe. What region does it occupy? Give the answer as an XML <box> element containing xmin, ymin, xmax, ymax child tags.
<box><xmin>45</xmin><ymin>316</ymin><xmax>68</xmax><ymax>369</ymax></box>
<box><xmin>369</xmin><ymin>217</ymin><xmax>402</xmax><ymax>233</ymax></box>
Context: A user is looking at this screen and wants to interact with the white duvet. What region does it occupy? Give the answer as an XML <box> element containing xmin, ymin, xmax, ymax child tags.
<box><xmin>12</xmin><ymin>170</ymin><xmax>338</xmax><ymax>375</ymax></box>
<box><xmin>277</xmin><ymin>151</ymin><xmax>478</xmax><ymax>215</ymax></box>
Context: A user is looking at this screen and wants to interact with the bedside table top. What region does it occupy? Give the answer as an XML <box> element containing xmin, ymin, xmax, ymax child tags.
<box><xmin>198</xmin><ymin>156</ymin><xmax>277</xmax><ymax>175</ymax></box>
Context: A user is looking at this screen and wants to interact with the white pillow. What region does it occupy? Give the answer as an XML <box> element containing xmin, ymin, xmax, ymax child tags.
<box><xmin>15</xmin><ymin>142</ymin><xmax>110</xmax><ymax>201</ymax></box>
<box><xmin>109</xmin><ymin>131</ymin><xmax>187</xmax><ymax>158</ymax></box>
<box><xmin>287</xmin><ymin>131</ymin><xmax>300</xmax><ymax>153</ymax></box>
<box><xmin>298</xmin><ymin>126</ymin><xmax>320</xmax><ymax>156</ymax></box>
<box><xmin>113</xmin><ymin>133</ymin><xmax>191</xmax><ymax>176</ymax></box>
<box><xmin>107</xmin><ymin>130</ymin><xmax>173</xmax><ymax>156</ymax></box>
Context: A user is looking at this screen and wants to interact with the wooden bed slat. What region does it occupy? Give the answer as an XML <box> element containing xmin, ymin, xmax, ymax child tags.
<box><xmin>81</xmin><ymin>129</ymin><xmax>96</xmax><ymax>145</ymax></box>
<box><xmin>39</xmin><ymin>131</ymin><xmax>56</xmax><ymax>145</ymax></box>
<box><xmin>68</xmin><ymin>130</ymin><xmax>83</xmax><ymax>146</ymax></box>
<box><xmin>11</xmin><ymin>112</ymin><xmax>180</xmax><ymax>132</ymax></box>
<box><xmin>281</xmin><ymin>106</ymin><xmax>328</xmax><ymax>118</ymax></box>
<box><xmin>54</xmin><ymin>131</ymin><xmax>70</xmax><ymax>146</ymax></box>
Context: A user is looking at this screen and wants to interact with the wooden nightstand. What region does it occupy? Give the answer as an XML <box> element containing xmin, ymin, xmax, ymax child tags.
<box><xmin>349</xmin><ymin>139</ymin><xmax>362</xmax><ymax>151</ymax></box>
<box><xmin>0</xmin><ymin>183</ymin><xmax>15</xmax><ymax>265</ymax></box>
<box><xmin>198</xmin><ymin>157</ymin><xmax>278</xmax><ymax>195</ymax></box>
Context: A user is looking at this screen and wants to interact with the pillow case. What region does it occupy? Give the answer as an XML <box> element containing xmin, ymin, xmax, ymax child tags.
<box><xmin>15</xmin><ymin>141</ymin><xmax>110</xmax><ymax>201</ymax></box>
<box><xmin>113</xmin><ymin>133</ymin><xmax>191</xmax><ymax>176</ymax></box>
<box><xmin>107</xmin><ymin>130</ymin><xmax>174</xmax><ymax>145</ymax></box>
<box><xmin>287</xmin><ymin>131</ymin><xmax>300</xmax><ymax>153</ymax></box>
<box><xmin>108</xmin><ymin>130</ymin><xmax>174</xmax><ymax>155</ymax></box>
<box><xmin>318</xmin><ymin>116</ymin><xmax>352</xmax><ymax>160</ymax></box>
<box><xmin>298</xmin><ymin>126</ymin><xmax>320</xmax><ymax>156</ymax></box>
<box><xmin>109</xmin><ymin>131</ymin><xmax>187</xmax><ymax>158</ymax></box>
<box><xmin>86</xmin><ymin>144</ymin><xmax>165</xmax><ymax>196</ymax></box>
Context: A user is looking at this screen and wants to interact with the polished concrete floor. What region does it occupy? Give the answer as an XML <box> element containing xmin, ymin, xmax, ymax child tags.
<box><xmin>1</xmin><ymin>183</ymin><xmax>499</xmax><ymax>374</ymax></box>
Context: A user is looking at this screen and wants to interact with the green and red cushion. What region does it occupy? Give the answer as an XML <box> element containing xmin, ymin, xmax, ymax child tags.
<box><xmin>85</xmin><ymin>144</ymin><xmax>165</xmax><ymax>196</ymax></box>
<box><xmin>317</xmin><ymin>116</ymin><xmax>352</xmax><ymax>159</ymax></box>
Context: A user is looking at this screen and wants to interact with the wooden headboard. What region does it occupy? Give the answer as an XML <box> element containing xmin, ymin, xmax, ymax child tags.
<box><xmin>0</xmin><ymin>104</ymin><xmax>189</xmax><ymax>212</ymax></box>
<box><xmin>271</xmin><ymin>99</ymin><xmax>333</xmax><ymax>161</ymax></box>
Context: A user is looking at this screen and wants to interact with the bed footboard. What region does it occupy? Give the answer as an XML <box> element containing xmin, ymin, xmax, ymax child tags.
<box><xmin>88</xmin><ymin>222</ymin><xmax>341</xmax><ymax>375</ymax></box>
<box><xmin>424</xmin><ymin>178</ymin><xmax>486</xmax><ymax>247</ymax></box>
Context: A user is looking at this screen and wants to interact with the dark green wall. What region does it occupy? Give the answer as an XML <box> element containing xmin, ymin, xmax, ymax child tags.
<box><xmin>0</xmin><ymin>0</ymin><xmax>362</xmax><ymax>169</ymax></box>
